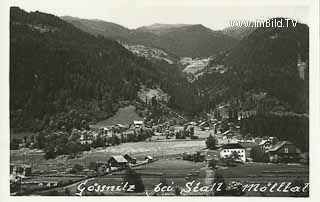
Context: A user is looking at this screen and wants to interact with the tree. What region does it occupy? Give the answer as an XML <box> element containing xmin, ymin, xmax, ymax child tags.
<box><xmin>205</xmin><ymin>134</ymin><xmax>218</xmax><ymax>150</ymax></box>
<box><xmin>66</xmin><ymin>141</ymin><xmax>81</xmax><ymax>158</ymax></box>
<box><xmin>251</xmin><ymin>146</ymin><xmax>269</xmax><ymax>162</ymax></box>
<box><xmin>10</xmin><ymin>138</ymin><xmax>21</xmax><ymax>150</ymax></box>
<box><xmin>111</xmin><ymin>135</ymin><xmax>120</xmax><ymax>146</ymax></box>
<box><xmin>35</xmin><ymin>133</ymin><xmax>46</xmax><ymax>149</ymax></box>
<box><xmin>71</xmin><ymin>164</ymin><xmax>84</xmax><ymax>174</ymax></box>
<box><xmin>123</xmin><ymin>167</ymin><xmax>145</xmax><ymax>193</ymax></box>
<box><xmin>44</xmin><ymin>146</ymin><xmax>56</xmax><ymax>159</ymax></box>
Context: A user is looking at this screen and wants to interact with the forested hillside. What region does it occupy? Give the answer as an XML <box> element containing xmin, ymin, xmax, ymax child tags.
<box><xmin>195</xmin><ymin>19</ymin><xmax>309</xmax><ymax>113</ymax></box>
<box><xmin>10</xmin><ymin>7</ymin><xmax>309</xmax><ymax>136</ymax></box>
<box><xmin>10</xmin><ymin>7</ymin><xmax>202</xmax><ymax>132</ymax></box>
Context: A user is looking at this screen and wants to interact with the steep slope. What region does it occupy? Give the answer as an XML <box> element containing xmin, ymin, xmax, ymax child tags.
<box><xmin>61</xmin><ymin>18</ymin><xmax>238</xmax><ymax>57</ymax></box>
<box><xmin>195</xmin><ymin>18</ymin><xmax>309</xmax><ymax>113</ymax></box>
<box><xmin>10</xmin><ymin>7</ymin><xmax>201</xmax><ymax>132</ymax></box>
<box><xmin>225</xmin><ymin>18</ymin><xmax>308</xmax><ymax>67</ymax></box>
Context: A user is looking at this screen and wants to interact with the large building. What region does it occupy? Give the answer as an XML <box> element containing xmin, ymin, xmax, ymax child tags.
<box><xmin>219</xmin><ymin>143</ymin><xmax>246</xmax><ymax>162</ymax></box>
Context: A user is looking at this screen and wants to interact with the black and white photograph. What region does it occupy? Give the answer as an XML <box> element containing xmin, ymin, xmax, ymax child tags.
<box><xmin>2</xmin><ymin>0</ymin><xmax>319</xmax><ymax>199</ymax></box>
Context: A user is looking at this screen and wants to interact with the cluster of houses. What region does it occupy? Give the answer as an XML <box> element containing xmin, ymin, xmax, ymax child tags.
<box><xmin>77</xmin><ymin>120</ymin><xmax>145</xmax><ymax>145</ymax></box>
<box><xmin>218</xmin><ymin>137</ymin><xmax>303</xmax><ymax>163</ymax></box>
<box><xmin>179</xmin><ymin>131</ymin><xmax>304</xmax><ymax>165</ymax></box>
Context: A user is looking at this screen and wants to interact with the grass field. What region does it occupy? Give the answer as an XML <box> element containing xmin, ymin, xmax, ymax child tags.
<box><xmin>10</xmin><ymin>140</ymin><xmax>206</xmax><ymax>172</ymax></box>
<box><xmin>93</xmin><ymin>105</ymin><xmax>143</xmax><ymax>127</ymax></box>
<box><xmin>216</xmin><ymin>162</ymin><xmax>309</xmax><ymax>196</ymax></box>
<box><xmin>37</xmin><ymin>159</ymin><xmax>209</xmax><ymax>196</ymax></box>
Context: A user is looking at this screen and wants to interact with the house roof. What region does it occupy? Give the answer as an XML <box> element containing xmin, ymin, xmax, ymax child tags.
<box><xmin>259</xmin><ymin>140</ymin><xmax>268</xmax><ymax>146</ymax></box>
<box><xmin>124</xmin><ymin>154</ymin><xmax>136</xmax><ymax>160</ymax></box>
<box><xmin>133</xmin><ymin>121</ymin><xmax>143</xmax><ymax>125</ymax></box>
<box><xmin>110</xmin><ymin>156</ymin><xmax>128</xmax><ymax>163</ymax></box>
<box><xmin>267</xmin><ymin>141</ymin><xmax>293</xmax><ymax>152</ymax></box>
<box><xmin>221</xmin><ymin>143</ymin><xmax>244</xmax><ymax>150</ymax></box>
<box><xmin>239</xmin><ymin>142</ymin><xmax>258</xmax><ymax>148</ymax></box>
<box><xmin>116</xmin><ymin>124</ymin><xmax>126</xmax><ymax>128</ymax></box>
<box><xmin>222</xmin><ymin>130</ymin><xmax>232</xmax><ymax>136</ymax></box>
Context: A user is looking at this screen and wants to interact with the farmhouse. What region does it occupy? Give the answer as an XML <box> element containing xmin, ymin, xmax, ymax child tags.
<box><xmin>258</xmin><ymin>137</ymin><xmax>278</xmax><ymax>150</ymax></box>
<box><xmin>216</xmin><ymin>104</ymin><xmax>230</xmax><ymax>119</ymax></box>
<box><xmin>123</xmin><ymin>154</ymin><xmax>137</xmax><ymax>164</ymax></box>
<box><xmin>199</xmin><ymin>121</ymin><xmax>210</xmax><ymax>130</ymax></box>
<box><xmin>237</xmin><ymin>110</ymin><xmax>257</xmax><ymax>120</ymax></box>
<box><xmin>266</xmin><ymin>141</ymin><xmax>301</xmax><ymax>163</ymax></box>
<box><xmin>98</xmin><ymin>127</ymin><xmax>113</xmax><ymax>137</ymax></box>
<box><xmin>219</xmin><ymin>143</ymin><xmax>246</xmax><ymax>162</ymax></box>
<box><xmin>108</xmin><ymin>156</ymin><xmax>128</xmax><ymax>168</ymax></box>
<box><xmin>145</xmin><ymin>156</ymin><xmax>153</xmax><ymax>162</ymax></box>
<box><xmin>10</xmin><ymin>164</ymin><xmax>32</xmax><ymax>176</ymax></box>
<box><xmin>222</xmin><ymin>130</ymin><xmax>233</xmax><ymax>137</ymax></box>
<box><xmin>133</xmin><ymin>120</ymin><xmax>143</xmax><ymax>128</ymax></box>
<box><xmin>259</xmin><ymin>139</ymin><xmax>273</xmax><ymax>150</ymax></box>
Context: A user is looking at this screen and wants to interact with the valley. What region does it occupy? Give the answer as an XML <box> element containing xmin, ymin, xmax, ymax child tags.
<box><xmin>9</xmin><ymin>7</ymin><xmax>309</xmax><ymax>197</ymax></box>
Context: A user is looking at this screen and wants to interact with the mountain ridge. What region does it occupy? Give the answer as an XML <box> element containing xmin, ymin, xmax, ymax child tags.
<box><xmin>61</xmin><ymin>16</ymin><xmax>238</xmax><ymax>57</ymax></box>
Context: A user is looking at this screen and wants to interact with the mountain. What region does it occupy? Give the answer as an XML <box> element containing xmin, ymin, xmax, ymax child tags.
<box><xmin>136</xmin><ymin>23</ymin><xmax>193</xmax><ymax>35</ymax></box>
<box><xmin>61</xmin><ymin>17</ymin><xmax>238</xmax><ymax>57</ymax></box>
<box><xmin>225</xmin><ymin>18</ymin><xmax>308</xmax><ymax>67</ymax></box>
<box><xmin>10</xmin><ymin>7</ymin><xmax>202</xmax><ymax>132</ymax></box>
<box><xmin>222</xmin><ymin>26</ymin><xmax>256</xmax><ymax>40</ymax></box>
<box><xmin>61</xmin><ymin>16</ymin><xmax>131</xmax><ymax>42</ymax></box>
<box><xmin>195</xmin><ymin>18</ymin><xmax>309</xmax><ymax>113</ymax></box>
<box><xmin>136</xmin><ymin>24</ymin><xmax>238</xmax><ymax>58</ymax></box>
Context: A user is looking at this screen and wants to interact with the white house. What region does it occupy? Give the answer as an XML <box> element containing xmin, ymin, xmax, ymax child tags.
<box><xmin>79</xmin><ymin>131</ymin><xmax>93</xmax><ymax>144</ymax></box>
<box><xmin>99</xmin><ymin>127</ymin><xmax>113</xmax><ymax>137</ymax></box>
<box><xmin>133</xmin><ymin>120</ymin><xmax>143</xmax><ymax>128</ymax></box>
<box><xmin>219</xmin><ymin>143</ymin><xmax>246</xmax><ymax>162</ymax></box>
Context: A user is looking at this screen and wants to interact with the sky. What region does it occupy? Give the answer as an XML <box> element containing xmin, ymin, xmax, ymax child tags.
<box><xmin>9</xmin><ymin>0</ymin><xmax>309</xmax><ymax>30</ymax></box>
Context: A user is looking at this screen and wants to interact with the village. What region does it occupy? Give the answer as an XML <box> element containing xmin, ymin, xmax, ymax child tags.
<box><xmin>10</xmin><ymin>100</ymin><xmax>309</xmax><ymax>196</ymax></box>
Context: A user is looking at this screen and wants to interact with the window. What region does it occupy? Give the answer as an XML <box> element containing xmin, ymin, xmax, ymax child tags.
<box><xmin>284</xmin><ymin>147</ymin><xmax>289</xmax><ymax>153</ymax></box>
